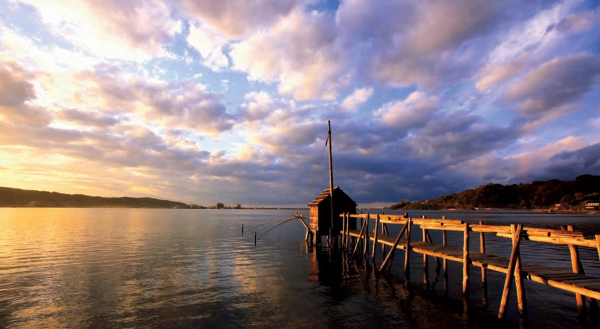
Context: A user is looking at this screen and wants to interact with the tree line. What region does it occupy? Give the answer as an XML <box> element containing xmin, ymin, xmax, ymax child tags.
<box><xmin>390</xmin><ymin>174</ymin><xmax>600</xmax><ymax>211</ymax></box>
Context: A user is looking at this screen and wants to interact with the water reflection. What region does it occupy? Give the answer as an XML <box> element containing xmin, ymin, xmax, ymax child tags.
<box><xmin>1</xmin><ymin>209</ymin><xmax>600</xmax><ymax>328</ymax></box>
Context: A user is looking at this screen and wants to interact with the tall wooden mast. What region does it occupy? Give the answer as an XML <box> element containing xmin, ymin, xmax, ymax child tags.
<box><xmin>328</xmin><ymin>120</ymin><xmax>334</xmax><ymax>242</ymax></box>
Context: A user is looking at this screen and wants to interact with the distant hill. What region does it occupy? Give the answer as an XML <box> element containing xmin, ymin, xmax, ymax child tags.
<box><xmin>0</xmin><ymin>187</ymin><xmax>195</xmax><ymax>208</ymax></box>
<box><xmin>390</xmin><ymin>174</ymin><xmax>600</xmax><ymax>211</ymax></box>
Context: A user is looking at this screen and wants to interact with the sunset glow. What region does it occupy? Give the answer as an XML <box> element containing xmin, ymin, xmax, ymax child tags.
<box><xmin>1</xmin><ymin>0</ymin><xmax>599</xmax><ymax>206</ymax></box>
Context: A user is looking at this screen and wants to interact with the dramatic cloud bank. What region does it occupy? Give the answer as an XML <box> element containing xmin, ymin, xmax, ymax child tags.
<box><xmin>0</xmin><ymin>0</ymin><xmax>599</xmax><ymax>206</ymax></box>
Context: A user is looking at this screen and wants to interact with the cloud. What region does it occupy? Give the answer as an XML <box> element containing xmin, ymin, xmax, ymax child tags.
<box><xmin>20</xmin><ymin>0</ymin><xmax>181</xmax><ymax>61</ymax></box>
<box><xmin>340</xmin><ymin>0</ymin><xmax>506</xmax><ymax>89</ymax></box>
<box><xmin>175</xmin><ymin>0</ymin><xmax>300</xmax><ymax>38</ymax></box>
<box><xmin>0</xmin><ymin>59</ymin><xmax>52</xmax><ymax>126</ymax></box>
<box><xmin>56</xmin><ymin>109</ymin><xmax>122</xmax><ymax>128</ymax></box>
<box><xmin>186</xmin><ymin>23</ymin><xmax>229</xmax><ymax>70</ymax></box>
<box><xmin>375</xmin><ymin>91</ymin><xmax>438</xmax><ymax>130</ymax></box>
<box><xmin>507</xmin><ymin>141</ymin><xmax>600</xmax><ymax>183</ymax></box>
<box><xmin>476</xmin><ymin>54</ymin><xmax>528</xmax><ymax>91</ymax></box>
<box><xmin>341</xmin><ymin>87</ymin><xmax>373</xmax><ymax>112</ymax></box>
<box><xmin>504</xmin><ymin>54</ymin><xmax>600</xmax><ymax>117</ymax></box>
<box><xmin>230</xmin><ymin>8</ymin><xmax>345</xmax><ymax>100</ymax></box>
<box><xmin>405</xmin><ymin>112</ymin><xmax>515</xmax><ymax>164</ymax></box>
<box><xmin>76</xmin><ymin>64</ymin><xmax>235</xmax><ymax>135</ymax></box>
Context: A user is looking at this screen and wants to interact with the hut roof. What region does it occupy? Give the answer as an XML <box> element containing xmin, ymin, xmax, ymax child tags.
<box><xmin>308</xmin><ymin>186</ymin><xmax>357</xmax><ymax>207</ymax></box>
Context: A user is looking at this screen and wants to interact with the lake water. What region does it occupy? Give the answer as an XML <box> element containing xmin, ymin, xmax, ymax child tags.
<box><xmin>1</xmin><ymin>208</ymin><xmax>600</xmax><ymax>328</ymax></box>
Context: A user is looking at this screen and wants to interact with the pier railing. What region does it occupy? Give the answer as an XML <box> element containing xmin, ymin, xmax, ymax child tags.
<box><xmin>339</xmin><ymin>212</ymin><xmax>600</xmax><ymax>319</ymax></box>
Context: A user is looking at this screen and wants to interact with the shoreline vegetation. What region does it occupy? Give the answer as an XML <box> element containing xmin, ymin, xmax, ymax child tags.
<box><xmin>0</xmin><ymin>186</ymin><xmax>304</xmax><ymax>210</ymax></box>
<box><xmin>3</xmin><ymin>174</ymin><xmax>600</xmax><ymax>213</ymax></box>
<box><xmin>388</xmin><ymin>174</ymin><xmax>600</xmax><ymax>214</ymax></box>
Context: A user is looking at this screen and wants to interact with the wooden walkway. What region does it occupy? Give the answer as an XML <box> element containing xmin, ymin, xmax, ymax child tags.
<box><xmin>339</xmin><ymin>213</ymin><xmax>600</xmax><ymax>319</ymax></box>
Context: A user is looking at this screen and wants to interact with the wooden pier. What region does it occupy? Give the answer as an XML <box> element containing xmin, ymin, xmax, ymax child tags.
<box><xmin>338</xmin><ymin>212</ymin><xmax>600</xmax><ymax>319</ymax></box>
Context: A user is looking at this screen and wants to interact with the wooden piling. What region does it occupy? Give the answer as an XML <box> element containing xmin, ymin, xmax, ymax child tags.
<box><xmin>379</xmin><ymin>219</ymin><xmax>408</xmax><ymax>272</ymax></box>
<box><xmin>341</xmin><ymin>212</ymin><xmax>600</xmax><ymax>320</ymax></box>
<box><xmin>498</xmin><ymin>224</ymin><xmax>523</xmax><ymax>319</ymax></box>
<box><xmin>341</xmin><ymin>212</ymin><xmax>347</xmax><ymax>250</ymax></box>
<box><xmin>479</xmin><ymin>220</ymin><xmax>488</xmax><ymax>307</ymax></box>
<box><xmin>404</xmin><ymin>218</ymin><xmax>412</xmax><ymax>282</ymax></box>
<box><xmin>443</xmin><ymin>229</ymin><xmax>448</xmax><ymax>293</ymax></box>
<box><xmin>254</xmin><ymin>231</ymin><xmax>257</xmax><ymax>246</ymax></box>
<box><xmin>463</xmin><ymin>222</ymin><xmax>470</xmax><ymax>296</ymax></box>
<box><xmin>372</xmin><ymin>214</ymin><xmax>380</xmax><ymax>264</ymax></box>
<box><xmin>515</xmin><ymin>251</ymin><xmax>526</xmax><ymax>317</ymax></box>
<box><xmin>381</xmin><ymin>221</ymin><xmax>388</xmax><ymax>258</ymax></box>
<box><xmin>352</xmin><ymin>216</ymin><xmax>368</xmax><ymax>257</ymax></box>
<box><xmin>364</xmin><ymin>213</ymin><xmax>370</xmax><ymax>261</ymax></box>
<box><xmin>423</xmin><ymin>224</ymin><xmax>429</xmax><ymax>286</ymax></box>
<box><xmin>564</xmin><ymin>225</ymin><xmax>586</xmax><ymax>316</ymax></box>
<box><xmin>242</xmin><ymin>224</ymin><xmax>244</xmax><ymax>236</ymax></box>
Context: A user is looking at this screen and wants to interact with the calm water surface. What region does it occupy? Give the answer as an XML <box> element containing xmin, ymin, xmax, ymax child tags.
<box><xmin>1</xmin><ymin>208</ymin><xmax>600</xmax><ymax>328</ymax></box>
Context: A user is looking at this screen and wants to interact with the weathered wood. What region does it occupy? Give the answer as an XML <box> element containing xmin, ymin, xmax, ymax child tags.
<box><xmin>341</xmin><ymin>214</ymin><xmax>600</xmax><ymax>319</ymax></box>
<box><xmin>379</xmin><ymin>218</ymin><xmax>409</xmax><ymax>272</ymax></box>
<box><xmin>341</xmin><ymin>212</ymin><xmax>347</xmax><ymax>249</ymax></box>
<box><xmin>515</xmin><ymin>252</ymin><xmax>527</xmax><ymax>317</ymax></box>
<box><xmin>423</xmin><ymin>226</ymin><xmax>429</xmax><ymax>286</ymax></box>
<box><xmin>463</xmin><ymin>223</ymin><xmax>469</xmax><ymax>296</ymax></box>
<box><xmin>351</xmin><ymin>217</ymin><xmax>368</xmax><ymax>257</ymax></box>
<box><xmin>404</xmin><ymin>218</ymin><xmax>412</xmax><ymax>281</ymax></box>
<box><xmin>381</xmin><ymin>222</ymin><xmax>388</xmax><ymax>257</ymax></box>
<box><xmin>596</xmin><ymin>235</ymin><xmax>600</xmax><ymax>263</ymax></box>
<box><xmin>498</xmin><ymin>224</ymin><xmax>523</xmax><ymax>319</ymax></box>
<box><xmin>372</xmin><ymin>214</ymin><xmax>380</xmax><ymax>264</ymax></box>
<box><xmin>564</xmin><ymin>225</ymin><xmax>586</xmax><ymax>316</ymax></box>
<box><xmin>480</xmin><ymin>220</ymin><xmax>488</xmax><ymax>307</ymax></box>
<box><xmin>364</xmin><ymin>213</ymin><xmax>370</xmax><ymax>260</ymax></box>
<box><xmin>443</xmin><ymin>228</ymin><xmax>448</xmax><ymax>293</ymax></box>
<box><xmin>496</xmin><ymin>233</ymin><xmax>596</xmax><ymax>248</ymax></box>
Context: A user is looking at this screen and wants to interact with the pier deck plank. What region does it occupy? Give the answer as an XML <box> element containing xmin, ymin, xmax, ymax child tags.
<box><xmin>345</xmin><ymin>229</ymin><xmax>600</xmax><ymax>300</ymax></box>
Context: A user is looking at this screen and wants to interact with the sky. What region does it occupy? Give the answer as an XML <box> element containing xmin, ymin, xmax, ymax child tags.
<box><xmin>1</xmin><ymin>0</ymin><xmax>600</xmax><ymax>207</ymax></box>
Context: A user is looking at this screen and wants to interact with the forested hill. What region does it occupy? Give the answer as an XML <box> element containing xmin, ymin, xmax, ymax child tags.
<box><xmin>0</xmin><ymin>187</ymin><xmax>193</xmax><ymax>208</ymax></box>
<box><xmin>390</xmin><ymin>174</ymin><xmax>600</xmax><ymax>211</ymax></box>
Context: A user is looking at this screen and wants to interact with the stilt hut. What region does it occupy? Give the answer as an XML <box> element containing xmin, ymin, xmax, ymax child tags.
<box><xmin>308</xmin><ymin>187</ymin><xmax>357</xmax><ymax>243</ymax></box>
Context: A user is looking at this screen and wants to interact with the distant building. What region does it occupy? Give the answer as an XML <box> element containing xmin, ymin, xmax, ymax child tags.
<box><xmin>585</xmin><ymin>201</ymin><xmax>600</xmax><ymax>210</ymax></box>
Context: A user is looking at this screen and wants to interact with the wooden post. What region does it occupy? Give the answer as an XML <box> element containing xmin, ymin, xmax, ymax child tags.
<box><xmin>352</xmin><ymin>216</ymin><xmax>368</xmax><ymax>257</ymax></box>
<box><xmin>341</xmin><ymin>212</ymin><xmax>347</xmax><ymax>250</ymax></box>
<box><xmin>381</xmin><ymin>222</ymin><xmax>388</xmax><ymax>257</ymax></box>
<box><xmin>480</xmin><ymin>220</ymin><xmax>488</xmax><ymax>307</ymax></box>
<box><xmin>364</xmin><ymin>213</ymin><xmax>370</xmax><ymax>261</ymax></box>
<box><xmin>596</xmin><ymin>235</ymin><xmax>600</xmax><ymax>263</ymax></box>
<box><xmin>344</xmin><ymin>213</ymin><xmax>349</xmax><ymax>250</ymax></box>
<box><xmin>379</xmin><ymin>219</ymin><xmax>408</xmax><ymax>272</ymax></box>
<box><xmin>423</xmin><ymin>223</ymin><xmax>429</xmax><ymax>286</ymax></box>
<box><xmin>463</xmin><ymin>222</ymin><xmax>470</xmax><ymax>296</ymax></box>
<box><xmin>498</xmin><ymin>224</ymin><xmax>523</xmax><ymax>319</ymax></box>
<box><xmin>443</xmin><ymin>215</ymin><xmax>448</xmax><ymax>293</ymax></box>
<box><xmin>254</xmin><ymin>231</ymin><xmax>257</xmax><ymax>246</ymax></box>
<box><xmin>372</xmin><ymin>214</ymin><xmax>380</xmax><ymax>263</ymax></box>
<box><xmin>404</xmin><ymin>218</ymin><xmax>412</xmax><ymax>282</ymax></box>
<box><xmin>563</xmin><ymin>225</ymin><xmax>586</xmax><ymax>316</ymax></box>
<box><xmin>515</xmin><ymin>252</ymin><xmax>527</xmax><ymax>317</ymax></box>
<box><xmin>242</xmin><ymin>224</ymin><xmax>244</xmax><ymax>236</ymax></box>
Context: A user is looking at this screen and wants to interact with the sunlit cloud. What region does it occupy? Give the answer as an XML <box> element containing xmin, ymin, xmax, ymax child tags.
<box><xmin>0</xmin><ymin>0</ymin><xmax>599</xmax><ymax>205</ymax></box>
